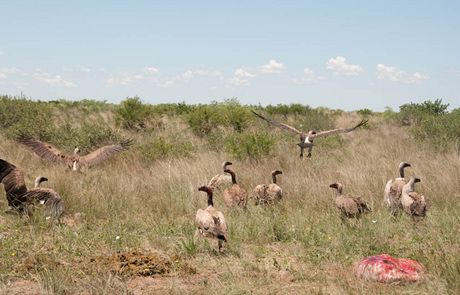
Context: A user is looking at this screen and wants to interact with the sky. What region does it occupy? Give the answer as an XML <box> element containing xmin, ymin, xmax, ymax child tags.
<box><xmin>1</xmin><ymin>0</ymin><xmax>459</xmax><ymax>111</ymax></box>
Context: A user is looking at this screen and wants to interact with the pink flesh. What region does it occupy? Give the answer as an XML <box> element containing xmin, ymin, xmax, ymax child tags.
<box><xmin>356</xmin><ymin>254</ymin><xmax>424</xmax><ymax>283</ymax></box>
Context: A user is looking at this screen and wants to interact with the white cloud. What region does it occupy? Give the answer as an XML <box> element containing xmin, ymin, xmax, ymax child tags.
<box><xmin>293</xmin><ymin>68</ymin><xmax>327</xmax><ymax>84</ymax></box>
<box><xmin>106</xmin><ymin>74</ymin><xmax>144</xmax><ymax>86</ymax></box>
<box><xmin>0</xmin><ymin>73</ymin><xmax>6</xmax><ymax>80</ymax></box>
<box><xmin>63</xmin><ymin>65</ymin><xmax>92</xmax><ymax>73</ymax></box>
<box><xmin>376</xmin><ymin>64</ymin><xmax>428</xmax><ymax>83</ymax></box>
<box><xmin>327</xmin><ymin>56</ymin><xmax>363</xmax><ymax>76</ymax></box>
<box><xmin>260</xmin><ymin>59</ymin><xmax>286</xmax><ymax>74</ymax></box>
<box><xmin>229</xmin><ymin>68</ymin><xmax>256</xmax><ymax>86</ymax></box>
<box><xmin>176</xmin><ymin>69</ymin><xmax>222</xmax><ymax>82</ymax></box>
<box><xmin>144</xmin><ymin>67</ymin><xmax>159</xmax><ymax>74</ymax></box>
<box><xmin>33</xmin><ymin>72</ymin><xmax>76</xmax><ymax>87</ymax></box>
<box><xmin>0</xmin><ymin>50</ymin><xmax>5</xmax><ymax>56</ymax></box>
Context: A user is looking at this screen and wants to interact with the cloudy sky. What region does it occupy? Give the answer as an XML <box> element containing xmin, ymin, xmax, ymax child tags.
<box><xmin>1</xmin><ymin>1</ymin><xmax>459</xmax><ymax>110</ymax></box>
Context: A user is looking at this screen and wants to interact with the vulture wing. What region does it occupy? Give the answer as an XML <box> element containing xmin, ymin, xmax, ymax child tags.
<box><xmin>310</xmin><ymin>119</ymin><xmax>368</xmax><ymax>139</ymax></box>
<box><xmin>0</xmin><ymin>159</ymin><xmax>28</xmax><ymax>201</ymax></box>
<box><xmin>251</xmin><ymin>111</ymin><xmax>302</xmax><ymax>135</ymax></box>
<box><xmin>79</xmin><ymin>139</ymin><xmax>132</xmax><ymax>168</ymax></box>
<box><xmin>17</xmin><ymin>134</ymin><xmax>73</xmax><ymax>165</ymax></box>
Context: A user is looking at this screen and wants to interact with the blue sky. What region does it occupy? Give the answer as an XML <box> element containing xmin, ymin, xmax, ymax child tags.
<box><xmin>1</xmin><ymin>0</ymin><xmax>459</xmax><ymax>111</ymax></box>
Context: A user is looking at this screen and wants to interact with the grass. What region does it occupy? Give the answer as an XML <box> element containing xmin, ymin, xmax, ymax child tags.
<box><xmin>0</xmin><ymin>102</ymin><xmax>459</xmax><ymax>294</ymax></box>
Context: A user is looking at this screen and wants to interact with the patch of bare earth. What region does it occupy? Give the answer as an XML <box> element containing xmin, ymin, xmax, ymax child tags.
<box><xmin>0</xmin><ymin>279</ymin><xmax>40</xmax><ymax>295</ymax></box>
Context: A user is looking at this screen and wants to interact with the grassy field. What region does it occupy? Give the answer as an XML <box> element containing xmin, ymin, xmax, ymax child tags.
<box><xmin>0</xmin><ymin>97</ymin><xmax>459</xmax><ymax>294</ymax></box>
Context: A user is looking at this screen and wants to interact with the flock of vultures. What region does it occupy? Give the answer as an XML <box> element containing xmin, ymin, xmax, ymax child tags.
<box><xmin>0</xmin><ymin>111</ymin><xmax>426</xmax><ymax>251</ymax></box>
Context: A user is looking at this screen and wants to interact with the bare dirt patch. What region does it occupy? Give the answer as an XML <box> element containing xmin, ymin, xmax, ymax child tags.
<box><xmin>0</xmin><ymin>279</ymin><xmax>41</xmax><ymax>295</ymax></box>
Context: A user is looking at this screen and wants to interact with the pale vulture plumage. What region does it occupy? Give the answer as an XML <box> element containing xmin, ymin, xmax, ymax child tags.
<box><xmin>329</xmin><ymin>182</ymin><xmax>372</xmax><ymax>220</ymax></box>
<box><xmin>207</xmin><ymin>161</ymin><xmax>233</xmax><ymax>192</ymax></box>
<box><xmin>401</xmin><ymin>177</ymin><xmax>427</xmax><ymax>221</ymax></box>
<box><xmin>223</xmin><ymin>167</ymin><xmax>248</xmax><ymax>208</ymax></box>
<box><xmin>253</xmin><ymin>170</ymin><xmax>283</xmax><ymax>205</ymax></box>
<box><xmin>252</xmin><ymin>110</ymin><xmax>368</xmax><ymax>158</ymax></box>
<box><xmin>384</xmin><ymin>162</ymin><xmax>411</xmax><ymax>216</ymax></box>
<box><xmin>195</xmin><ymin>186</ymin><xmax>228</xmax><ymax>251</ymax></box>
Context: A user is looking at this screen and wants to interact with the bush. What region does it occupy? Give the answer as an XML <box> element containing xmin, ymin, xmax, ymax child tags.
<box><xmin>357</xmin><ymin>108</ymin><xmax>373</xmax><ymax>117</ymax></box>
<box><xmin>150</xmin><ymin>102</ymin><xmax>194</xmax><ymax>116</ymax></box>
<box><xmin>138</xmin><ymin>136</ymin><xmax>196</xmax><ymax>162</ymax></box>
<box><xmin>49</xmin><ymin>122</ymin><xmax>123</xmax><ymax>154</ymax></box>
<box><xmin>254</xmin><ymin>104</ymin><xmax>335</xmax><ymax>133</ymax></box>
<box><xmin>115</xmin><ymin>97</ymin><xmax>151</xmax><ymax>130</ymax></box>
<box><xmin>186</xmin><ymin>99</ymin><xmax>252</xmax><ymax>136</ymax></box>
<box><xmin>398</xmin><ymin>99</ymin><xmax>449</xmax><ymax>125</ymax></box>
<box><xmin>410</xmin><ymin>108</ymin><xmax>460</xmax><ymax>150</ymax></box>
<box><xmin>0</xmin><ymin>95</ymin><xmax>54</xmax><ymax>139</ymax></box>
<box><xmin>224</xmin><ymin>131</ymin><xmax>276</xmax><ymax>160</ymax></box>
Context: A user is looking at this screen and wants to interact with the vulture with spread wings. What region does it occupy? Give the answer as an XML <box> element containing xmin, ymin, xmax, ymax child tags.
<box><xmin>0</xmin><ymin>159</ymin><xmax>64</xmax><ymax>219</ymax></box>
<box><xmin>252</xmin><ymin>111</ymin><xmax>368</xmax><ymax>158</ymax></box>
<box><xmin>17</xmin><ymin>134</ymin><xmax>132</xmax><ymax>171</ymax></box>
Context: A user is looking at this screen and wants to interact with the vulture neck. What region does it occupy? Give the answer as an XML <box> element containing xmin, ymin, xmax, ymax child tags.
<box><xmin>206</xmin><ymin>190</ymin><xmax>214</xmax><ymax>207</ymax></box>
<box><xmin>227</xmin><ymin>170</ymin><xmax>237</xmax><ymax>184</ymax></box>
<box><xmin>399</xmin><ymin>165</ymin><xmax>406</xmax><ymax>178</ymax></box>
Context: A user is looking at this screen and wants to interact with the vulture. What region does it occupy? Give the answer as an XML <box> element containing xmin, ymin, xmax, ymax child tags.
<box><xmin>252</xmin><ymin>110</ymin><xmax>368</xmax><ymax>158</ymax></box>
<box><xmin>207</xmin><ymin>161</ymin><xmax>233</xmax><ymax>192</ymax></box>
<box><xmin>329</xmin><ymin>182</ymin><xmax>372</xmax><ymax>220</ymax></box>
<box><xmin>223</xmin><ymin>166</ymin><xmax>248</xmax><ymax>208</ymax></box>
<box><xmin>384</xmin><ymin>162</ymin><xmax>412</xmax><ymax>216</ymax></box>
<box><xmin>196</xmin><ymin>186</ymin><xmax>228</xmax><ymax>251</ymax></box>
<box><xmin>253</xmin><ymin>170</ymin><xmax>283</xmax><ymax>205</ymax></box>
<box><xmin>17</xmin><ymin>134</ymin><xmax>132</xmax><ymax>171</ymax></box>
<box><xmin>0</xmin><ymin>159</ymin><xmax>64</xmax><ymax>219</ymax></box>
<box><xmin>401</xmin><ymin>177</ymin><xmax>427</xmax><ymax>221</ymax></box>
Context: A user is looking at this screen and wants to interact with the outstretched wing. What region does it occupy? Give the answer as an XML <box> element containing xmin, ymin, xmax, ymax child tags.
<box><xmin>310</xmin><ymin>119</ymin><xmax>368</xmax><ymax>139</ymax></box>
<box><xmin>79</xmin><ymin>139</ymin><xmax>132</xmax><ymax>167</ymax></box>
<box><xmin>0</xmin><ymin>159</ymin><xmax>28</xmax><ymax>198</ymax></box>
<box><xmin>17</xmin><ymin>134</ymin><xmax>72</xmax><ymax>165</ymax></box>
<box><xmin>251</xmin><ymin>110</ymin><xmax>302</xmax><ymax>135</ymax></box>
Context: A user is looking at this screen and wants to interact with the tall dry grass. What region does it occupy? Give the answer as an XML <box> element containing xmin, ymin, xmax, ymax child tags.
<box><xmin>0</xmin><ymin>111</ymin><xmax>459</xmax><ymax>294</ymax></box>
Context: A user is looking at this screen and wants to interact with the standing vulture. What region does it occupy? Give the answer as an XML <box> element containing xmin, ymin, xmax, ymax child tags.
<box><xmin>329</xmin><ymin>182</ymin><xmax>372</xmax><ymax>221</ymax></box>
<box><xmin>0</xmin><ymin>159</ymin><xmax>64</xmax><ymax>219</ymax></box>
<box><xmin>384</xmin><ymin>162</ymin><xmax>412</xmax><ymax>216</ymax></box>
<box><xmin>252</xmin><ymin>110</ymin><xmax>368</xmax><ymax>158</ymax></box>
<box><xmin>196</xmin><ymin>186</ymin><xmax>228</xmax><ymax>252</ymax></box>
<box><xmin>17</xmin><ymin>134</ymin><xmax>132</xmax><ymax>171</ymax></box>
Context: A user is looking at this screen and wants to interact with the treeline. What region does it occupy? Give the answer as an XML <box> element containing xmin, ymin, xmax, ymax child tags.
<box><xmin>0</xmin><ymin>95</ymin><xmax>458</xmax><ymax>160</ymax></box>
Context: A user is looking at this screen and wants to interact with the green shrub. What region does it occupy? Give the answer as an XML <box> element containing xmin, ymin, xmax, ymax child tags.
<box><xmin>224</xmin><ymin>131</ymin><xmax>276</xmax><ymax>160</ymax></box>
<box><xmin>410</xmin><ymin>108</ymin><xmax>460</xmax><ymax>150</ymax></box>
<box><xmin>49</xmin><ymin>122</ymin><xmax>122</xmax><ymax>154</ymax></box>
<box><xmin>150</xmin><ymin>102</ymin><xmax>194</xmax><ymax>116</ymax></box>
<box><xmin>115</xmin><ymin>97</ymin><xmax>151</xmax><ymax>130</ymax></box>
<box><xmin>138</xmin><ymin>136</ymin><xmax>195</xmax><ymax>162</ymax></box>
<box><xmin>357</xmin><ymin>108</ymin><xmax>373</xmax><ymax>117</ymax></box>
<box><xmin>186</xmin><ymin>99</ymin><xmax>252</xmax><ymax>136</ymax></box>
<box><xmin>0</xmin><ymin>95</ymin><xmax>54</xmax><ymax>139</ymax></box>
<box><xmin>398</xmin><ymin>99</ymin><xmax>449</xmax><ymax>125</ymax></box>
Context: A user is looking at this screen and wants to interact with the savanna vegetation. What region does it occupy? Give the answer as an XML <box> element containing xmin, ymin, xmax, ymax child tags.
<box><xmin>0</xmin><ymin>95</ymin><xmax>459</xmax><ymax>294</ymax></box>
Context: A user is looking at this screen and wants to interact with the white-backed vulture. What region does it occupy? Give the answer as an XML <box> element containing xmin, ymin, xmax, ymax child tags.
<box><xmin>329</xmin><ymin>182</ymin><xmax>372</xmax><ymax>220</ymax></box>
<box><xmin>384</xmin><ymin>162</ymin><xmax>411</xmax><ymax>215</ymax></box>
<box><xmin>253</xmin><ymin>170</ymin><xmax>283</xmax><ymax>205</ymax></box>
<box><xmin>401</xmin><ymin>177</ymin><xmax>427</xmax><ymax>221</ymax></box>
<box><xmin>223</xmin><ymin>167</ymin><xmax>248</xmax><ymax>208</ymax></box>
<box><xmin>17</xmin><ymin>134</ymin><xmax>132</xmax><ymax>171</ymax></box>
<box><xmin>0</xmin><ymin>159</ymin><xmax>64</xmax><ymax>219</ymax></box>
<box><xmin>252</xmin><ymin>110</ymin><xmax>368</xmax><ymax>158</ymax></box>
<box><xmin>196</xmin><ymin>186</ymin><xmax>228</xmax><ymax>251</ymax></box>
<box><xmin>207</xmin><ymin>161</ymin><xmax>233</xmax><ymax>192</ymax></box>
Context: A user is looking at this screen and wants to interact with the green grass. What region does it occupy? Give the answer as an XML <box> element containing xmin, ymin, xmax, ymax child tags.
<box><xmin>0</xmin><ymin>99</ymin><xmax>459</xmax><ymax>294</ymax></box>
